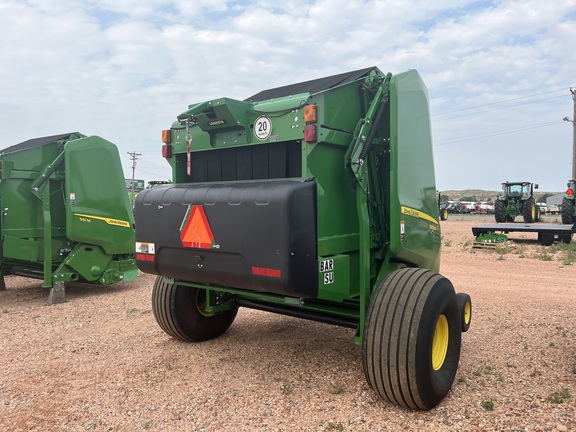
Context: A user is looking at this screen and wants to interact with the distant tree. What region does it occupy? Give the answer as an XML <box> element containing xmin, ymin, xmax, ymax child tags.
<box><xmin>460</xmin><ymin>196</ymin><xmax>477</xmax><ymax>202</ymax></box>
<box><xmin>440</xmin><ymin>194</ymin><xmax>449</xmax><ymax>202</ymax></box>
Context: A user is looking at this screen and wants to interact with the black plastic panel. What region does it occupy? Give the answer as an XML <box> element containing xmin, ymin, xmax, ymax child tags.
<box><xmin>188</xmin><ymin>141</ymin><xmax>301</xmax><ymax>183</ymax></box>
<box><xmin>135</xmin><ymin>179</ymin><xmax>318</xmax><ymax>297</ymax></box>
<box><xmin>245</xmin><ymin>67</ymin><xmax>375</xmax><ymax>102</ymax></box>
<box><xmin>1</xmin><ymin>133</ymin><xmax>74</xmax><ymax>154</ymax></box>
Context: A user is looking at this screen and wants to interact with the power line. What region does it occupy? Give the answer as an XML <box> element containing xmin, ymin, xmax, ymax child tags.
<box><xmin>433</xmin><ymin>87</ymin><xmax>568</xmax><ymax>117</ymax></box>
<box><xmin>434</xmin><ymin>94</ymin><xmax>566</xmax><ymax>120</ymax></box>
<box><xmin>434</xmin><ymin>120</ymin><xmax>563</xmax><ymax>146</ymax></box>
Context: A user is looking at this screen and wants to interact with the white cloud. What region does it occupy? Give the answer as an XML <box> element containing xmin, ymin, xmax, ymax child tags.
<box><xmin>0</xmin><ymin>0</ymin><xmax>574</xmax><ymax>190</ymax></box>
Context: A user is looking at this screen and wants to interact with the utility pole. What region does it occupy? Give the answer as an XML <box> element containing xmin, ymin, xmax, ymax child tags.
<box><xmin>563</xmin><ymin>88</ymin><xmax>576</xmax><ymax>180</ymax></box>
<box><xmin>572</xmin><ymin>88</ymin><xmax>576</xmax><ymax>180</ymax></box>
<box><xmin>127</xmin><ymin>151</ymin><xmax>141</xmax><ymax>208</ymax></box>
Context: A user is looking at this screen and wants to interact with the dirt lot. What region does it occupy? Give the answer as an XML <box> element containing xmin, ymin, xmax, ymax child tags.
<box><xmin>1</xmin><ymin>217</ymin><xmax>575</xmax><ymax>431</ymax></box>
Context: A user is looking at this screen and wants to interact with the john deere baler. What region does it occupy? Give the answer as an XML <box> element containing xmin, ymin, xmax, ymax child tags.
<box><xmin>135</xmin><ymin>67</ymin><xmax>471</xmax><ymax>410</ymax></box>
<box><xmin>0</xmin><ymin>133</ymin><xmax>138</xmax><ymax>304</ymax></box>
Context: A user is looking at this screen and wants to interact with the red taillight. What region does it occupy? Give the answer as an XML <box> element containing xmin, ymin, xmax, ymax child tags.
<box><xmin>252</xmin><ymin>266</ymin><xmax>281</xmax><ymax>278</ymax></box>
<box><xmin>136</xmin><ymin>253</ymin><xmax>154</xmax><ymax>262</ymax></box>
<box><xmin>162</xmin><ymin>144</ymin><xmax>172</xmax><ymax>158</ymax></box>
<box><xmin>304</xmin><ymin>125</ymin><xmax>317</xmax><ymax>143</ymax></box>
<box><xmin>567</xmin><ymin>188</ymin><xmax>574</xmax><ymax>197</ymax></box>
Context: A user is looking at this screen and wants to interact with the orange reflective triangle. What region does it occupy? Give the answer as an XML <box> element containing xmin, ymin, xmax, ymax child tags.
<box><xmin>180</xmin><ymin>205</ymin><xmax>214</xmax><ymax>248</ymax></box>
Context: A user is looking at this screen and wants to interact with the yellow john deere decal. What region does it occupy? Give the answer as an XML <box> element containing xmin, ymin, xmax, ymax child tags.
<box><xmin>74</xmin><ymin>213</ymin><xmax>131</xmax><ymax>228</ymax></box>
<box><xmin>401</xmin><ymin>206</ymin><xmax>439</xmax><ymax>225</ymax></box>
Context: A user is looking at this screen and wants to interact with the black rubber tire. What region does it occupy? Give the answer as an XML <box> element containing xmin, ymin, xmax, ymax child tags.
<box><xmin>440</xmin><ymin>209</ymin><xmax>448</xmax><ymax>221</ymax></box>
<box><xmin>535</xmin><ymin>206</ymin><xmax>541</xmax><ymax>222</ymax></box>
<box><xmin>561</xmin><ymin>198</ymin><xmax>574</xmax><ymax>224</ymax></box>
<box><xmin>456</xmin><ymin>293</ymin><xmax>472</xmax><ymax>332</ymax></box>
<box><xmin>362</xmin><ymin>268</ymin><xmax>462</xmax><ymax>410</ymax></box>
<box><xmin>152</xmin><ymin>276</ymin><xmax>238</xmax><ymax>342</ymax></box>
<box><xmin>494</xmin><ymin>200</ymin><xmax>507</xmax><ymax>223</ymax></box>
<box><xmin>522</xmin><ymin>198</ymin><xmax>536</xmax><ymax>223</ymax></box>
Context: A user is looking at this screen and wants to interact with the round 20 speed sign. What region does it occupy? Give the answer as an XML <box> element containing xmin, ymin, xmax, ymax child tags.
<box><xmin>254</xmin><ymin>116</ymin><xmax>272</xmax><ymax>140</ymax></box>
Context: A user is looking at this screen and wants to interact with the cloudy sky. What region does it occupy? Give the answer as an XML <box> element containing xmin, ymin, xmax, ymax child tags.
<box><xmin>1</xmin><ymin>0</ymin><xmax>575</xmax><ymax>192</ymax></box>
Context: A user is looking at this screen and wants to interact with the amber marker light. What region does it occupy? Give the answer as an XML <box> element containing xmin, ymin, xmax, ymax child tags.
<box><xmin>304</xmin><ymin>105</ymin><xmax>317</xmax><ymax>123</ymax></box>
<box><xmin>162</xmin><ymin>130</ymin><xmax>171</xmax><ymax>143</ymax></box>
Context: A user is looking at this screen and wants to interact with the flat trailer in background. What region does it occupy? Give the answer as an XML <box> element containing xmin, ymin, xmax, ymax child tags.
<box><xmin>472</xmin><ymin>223</ymin><xmax>576</xmax><ymax>246</ymax></box>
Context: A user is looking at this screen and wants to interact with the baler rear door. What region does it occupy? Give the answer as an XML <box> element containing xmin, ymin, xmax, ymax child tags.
<box><xmin>64</xmin><ymin>136</ymin><xmax>135</xmax><ymax>255</ymax></box>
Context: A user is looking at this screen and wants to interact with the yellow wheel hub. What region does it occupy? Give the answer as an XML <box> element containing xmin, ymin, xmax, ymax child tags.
<box><xmin>463</xmin><ymin>302</ymin><xmax>471</xmax><ymax>325</ymax></box>
<box><xmin>196</xmin><ymin>290</ymin><xmax>214</xmax><ymax>317</ymax></box>
<box><xmin>432</xmin><ymin>314</ymin><xmax>449</xmax><ymax>371</ymax></box>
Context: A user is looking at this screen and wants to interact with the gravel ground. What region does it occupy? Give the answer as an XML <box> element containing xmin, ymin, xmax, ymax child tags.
<box><xmin>1</xmin><ymin>217</ymin><xmax>575</xmax><ymax>431</ymax></box>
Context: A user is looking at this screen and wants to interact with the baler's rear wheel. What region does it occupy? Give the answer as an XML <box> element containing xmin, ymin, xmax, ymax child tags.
<box><xmin>440</xmin><ymin>209</ymin><xmax>448</xmax><ymax>221</ymax></box>
<box><xmin>362</xmin><ymin>268</ymin><xmax>462</xmax><ymax>410</ymax></box>
<box><xmin>561</xmin><ymin>198</ymin><xmax>574</xmax><ymax>224</ymax></box>
<box><xmin>456</xmin><ymin>293</ymin><xmax>472</xmax><ymax>332</ymax></box>
<box><xmin>522</xmin><ymin>198</ymin><xmax>536</xmax><ymax>223</ymax></box>
<box><xmin>152</xmin><ymin>276</ymin><xmax>238</xmax><ymax>342</ymax></box>
<box><xmin>494</xmin><ymin>200</ymin><xmax>507</xmax><ymax>223</ymax></box>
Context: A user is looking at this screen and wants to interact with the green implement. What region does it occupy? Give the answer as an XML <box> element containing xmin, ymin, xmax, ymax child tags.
<box><xmin>135</xmin><ymin>67</ymin><xmax>471</xmax><ymax>410</ymax></box>
<box><xmin>561</xmin><ymin>179</ymin><xmax>576</xmax><ymax>224</ymax></box>
<box><xmin>0</xmin><ymin>133</ymin><xmax>138</xmax><ymax>304</ymax></box>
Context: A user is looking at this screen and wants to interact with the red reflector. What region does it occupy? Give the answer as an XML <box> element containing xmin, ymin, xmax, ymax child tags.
<box><xmin>162</xmin><ymin>144</ymin><xmax>172</xmax><ymax>158</ymax></box>
<box><xmin>567</xmin><ymin>188</ymin><xmax>574</xmax><ymax>197</ymax></box>
<box><xmin>136</xmin><ymin>253</ymin><xmax>154</xmax><ymax>261</ymax></box>
<box><xmin>252</xmin><ymin>266</ymin><xmax>281</xmax><ymax>278</ymax></box>
<box><xmin>304</xmin><ymin>125</ymin><xmax>317</xmax><ymax>143</ymax></box>
<box><xmin>180</xmin><ymin>205</ymin><xmax>214</xmax><ymax>249</ymax></box>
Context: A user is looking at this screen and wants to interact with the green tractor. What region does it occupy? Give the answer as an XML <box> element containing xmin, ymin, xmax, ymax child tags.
<box><xmin>135</xmin><ymin>67</ymin><xmax>471</xmax><ymax>410</ymax></box>
<box><xmin>561</xmin><ymin>179</ymin><xmax>576</xmax><ymax>224</ymax></box>
<box><xmin>494</xmin><ymin>181</ymin><xmax>541</xmax><ymax>223</ymax></box>
<box><xmin>438</xmin><ymin>192</ymin><xmax>449</xmax><ymax>221</ymax></box>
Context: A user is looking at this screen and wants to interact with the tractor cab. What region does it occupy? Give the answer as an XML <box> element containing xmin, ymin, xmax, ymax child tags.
<box><xmin>495</xmin><ymin>181</ymin><xmax>539</xmax><ymax>223</ymax></box>
<box><xmin>502</xmin><ymin>181</ymin><xmax>537</xmax><ymax>201</ymax></box>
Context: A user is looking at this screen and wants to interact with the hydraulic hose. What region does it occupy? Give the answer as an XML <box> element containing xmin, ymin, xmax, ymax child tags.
<box><xmin>358</xmin><ymin>98</ymin><xmax>388</xmax><ymax>162</ymax></box>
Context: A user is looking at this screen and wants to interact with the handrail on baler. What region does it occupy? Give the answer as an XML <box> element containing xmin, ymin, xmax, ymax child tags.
<box><xmin>344</xmin><ymin>73</ymin><xmax>392</xmax><ymax>343</ymax></box>
<box><xmin>30</xmin><ymin>151</ymin><xmax>66</xmax><ymax>289</ymax></box>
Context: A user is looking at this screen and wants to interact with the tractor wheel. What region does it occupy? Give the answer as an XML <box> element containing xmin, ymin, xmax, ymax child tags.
<box><xmin>456</xmin><ymin>293</ymin><xmax>472</xmax><ymax>332</ymax></box>
<box><xmin>535</xmin><ymin>206</ymin><xmax>541</xmax><ymax>222</ymax></box>
<box><xmin>522</xmin><ymin>198</ymin><xmax>536</xmax><ymax>223</ymax></box>
<box><xmin>152</xmin><ymin>276</ymin><xmax>238</xmax><ymax>342</ymax></box>
<box><xmin>440</xmin><ymin>209</ymin><xmax>448</xmax><ymax>221</ymax></box>
<box><xmin>494</xmin><ymin>200</ymin><xmax>507</xmax><ymax>223</ymax></box>
<box><xmin>362</xmin><ymin>268</ymin><xmax>462</xmax><ymax>410</ymax></box>
<box><xmin>561</xmin><ymin>198</ymin><xmax>574</xmax><ymax>224</ymax></box>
